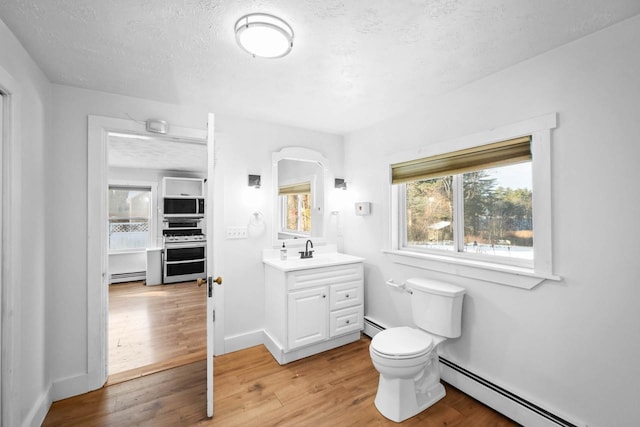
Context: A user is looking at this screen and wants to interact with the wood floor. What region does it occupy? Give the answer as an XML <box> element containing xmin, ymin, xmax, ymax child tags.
<box><xmin>108</xmin><ymin>280</ymin><xmax>206</xmax><ymax>384</ymax></box>
<box><xmin>44</xmin><ymin>337</ymin><xmax>519</xmax><ymax>426</ymax></box>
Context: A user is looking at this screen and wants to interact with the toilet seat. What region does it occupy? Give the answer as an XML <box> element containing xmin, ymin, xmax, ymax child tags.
<box><xmin>371</xmin><ymin>326</ymin><xmax>434</xmax><ymax>359</ymax></box>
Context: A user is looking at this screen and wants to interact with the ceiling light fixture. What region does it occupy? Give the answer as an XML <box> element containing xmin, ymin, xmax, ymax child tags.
<box><xmin>235</xmin><ymin>13</ymin><xmax>294</xmax><ymax>59</ymax></box>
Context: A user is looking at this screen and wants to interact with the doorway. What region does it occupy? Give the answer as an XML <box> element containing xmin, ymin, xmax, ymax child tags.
<box><xmin>86</xmin><ymin>114</ymin><xmax>222</xmax><ymax>393</ymax></box>
<box><xmin>106</xmin><ymin>130</ymin><xmax>208</xmax><ymax>383</ymax></box>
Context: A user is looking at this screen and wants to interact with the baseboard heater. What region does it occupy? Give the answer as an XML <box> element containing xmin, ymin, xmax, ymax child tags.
<box><xmin>110</xmin><ymin>271</ymin><xmax>146</xmax><ymax>283</ymax></box>
<box><xmin>440</xmin><ymin>358</ymin><xmax>580</xmax><ymax>427</ymax></box>
<box><xmin>363</xmin><ymin>317</ymin><xmax>582</xmax><ymax>427</ymax></box>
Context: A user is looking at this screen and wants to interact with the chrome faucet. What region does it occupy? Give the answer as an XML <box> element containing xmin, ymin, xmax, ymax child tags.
<box><xmin>299</xmin><ymin>239</ymin><xmax>314</xmax><ymax>259</ymax></box>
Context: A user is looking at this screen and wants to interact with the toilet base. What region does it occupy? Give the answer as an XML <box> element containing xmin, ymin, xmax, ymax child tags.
<box><xmin>374</xmin><ymin>376</ymin><xmax>446</xmax><ymax>423</ymax></box>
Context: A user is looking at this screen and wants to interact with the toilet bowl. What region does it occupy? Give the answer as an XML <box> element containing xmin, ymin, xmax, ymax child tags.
<box><xmin>369</xmin><ymin>278</ymin><xmax>465</xmax><ymax>422</ymax></box>
<box><xmin>370</xmin><ymin>326</ymin><xmax>446</xmax><ymax>422</ymax></box>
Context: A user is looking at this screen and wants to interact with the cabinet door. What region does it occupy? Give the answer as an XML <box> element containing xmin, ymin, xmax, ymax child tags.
<box><xmin>288</xmin><ymin>287</ymin><xmax>328</xmax><ymax>350</ymax></box>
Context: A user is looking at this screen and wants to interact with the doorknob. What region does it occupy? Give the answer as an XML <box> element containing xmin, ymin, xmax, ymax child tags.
<box><xmin>213</xmin><ymin>276</ymin><xmax>223</xmax><ymax>285</ymax></box>
<box><xmin>197</xmin><ymin>277</ymin><xmax>206</xmax><ymax>287</ymax></box>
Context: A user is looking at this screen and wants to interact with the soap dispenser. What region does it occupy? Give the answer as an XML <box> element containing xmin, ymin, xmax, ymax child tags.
<box><xmin>280</xmin><ymin>242</ymin><xmax>287</xmax><ymax>260</ymax></box>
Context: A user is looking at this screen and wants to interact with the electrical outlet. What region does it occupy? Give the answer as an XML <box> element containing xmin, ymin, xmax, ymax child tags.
<box><xmin>226</xmin><ymin>226</ymin><xmax>248</xmax><ymax>239</ymax></box>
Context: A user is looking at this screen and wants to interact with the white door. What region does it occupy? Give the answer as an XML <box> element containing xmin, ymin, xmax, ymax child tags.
<box><xmin>206</xmin><ymin>112</ymin><xmax>218</xmax><ymax>417</ymax></box>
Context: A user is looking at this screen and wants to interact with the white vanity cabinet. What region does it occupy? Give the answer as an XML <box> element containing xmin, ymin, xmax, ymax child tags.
<box><xmin>263</xmin><ymin>256</ymin><xmax>364</xmax><ymax>365</ymax></box>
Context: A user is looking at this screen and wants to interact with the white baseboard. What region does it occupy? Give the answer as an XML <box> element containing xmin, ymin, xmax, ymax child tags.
<box><xmin>22</xmin><ymin>384</ymin><xmax>51</xmax><ymax>427</ymax></box>
<box><xmin>224</xmin><ymin>329</ymin><xmax>264</xmax><ymax>354</ymax></box>
<box><xmin>51</xmin><ymin>372</ymin><xmax>90</xmax><ymax>402</ymax></box>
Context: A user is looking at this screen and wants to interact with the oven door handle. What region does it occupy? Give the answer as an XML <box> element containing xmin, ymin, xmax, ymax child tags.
<box><xmin>165</xmin><ymin>258</ymin><xmax>206</xmax><ymax>265</ymax></box>
<box><xmin>164</xmin><ymin>243</ymin><xmax>207</xmax><ymax>249</ymax></box>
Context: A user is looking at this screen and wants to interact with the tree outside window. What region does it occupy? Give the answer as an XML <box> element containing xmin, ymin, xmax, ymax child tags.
<box><xmin>404</xmin><ymin>162</ymin><xmax>533</xmax><ymax>261</ymax></box>
<box><xmin>284</xmin><ymin>193</ymin><xmax>311</xmax><ymax>233</ymax></box>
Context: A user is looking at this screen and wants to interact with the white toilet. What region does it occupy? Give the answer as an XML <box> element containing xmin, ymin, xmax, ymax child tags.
<box><xmin>369</xmin><ymin>278</ymin><xmax>465</xmax><ymax>422</ymax></box>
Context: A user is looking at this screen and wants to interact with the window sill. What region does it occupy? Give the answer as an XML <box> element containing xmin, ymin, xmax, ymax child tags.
<box><xmin>382</xmin><ymin>249</ymin><xmax>561</xmax><ymax>289</ymax></box>
<box><xmin>108</xmin><ymin>249</ymin><xmax>148</xmax><ymax>255</ymax></box>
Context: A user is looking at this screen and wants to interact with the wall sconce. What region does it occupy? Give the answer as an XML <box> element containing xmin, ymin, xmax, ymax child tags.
<box><xmin>248</xmin><ymin>174</ymin><xmax>261</xmax><ymax>188</ymax></box>
<box><xmin>335</xmin><ymin>178</ymin><xmax>347</xmax><ymax>190</ymax></box>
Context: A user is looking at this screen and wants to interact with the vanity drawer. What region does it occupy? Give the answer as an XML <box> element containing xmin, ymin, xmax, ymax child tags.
<box><xmin>329</xmin><ymin>305</ymin><xmax>363</xmax><ymax>337</ymax></box>
<box><xmin>287</xmin><ymin>263</ymin><xmax>363</xmax><ymax>291</ymax></box>
<box><xmin>330</xmin><ymin>281</ymin><xmax>362</xmax><ymax>310</ymax></box>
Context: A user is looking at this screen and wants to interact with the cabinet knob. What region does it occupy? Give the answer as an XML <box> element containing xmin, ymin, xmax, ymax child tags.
<box><xmin>346</xmin><ymin>320</ymin><xmax>350</xmax><ymax>324</ymax></box>
<box><xmin>322</xmin><ymin>294</ymin><xmax>326</xmax><ymax>298</ymax></box>
<box><xmin>345</xmin><ymin>294</ymin><xmax>350</xmax><ymax>298</ymax></box>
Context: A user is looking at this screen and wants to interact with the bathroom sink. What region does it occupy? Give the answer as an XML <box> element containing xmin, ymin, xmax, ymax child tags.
<box><xmin>263</xmin><ymin>252</ymin><xmax>364</xmax><ymax>272</ymax></box>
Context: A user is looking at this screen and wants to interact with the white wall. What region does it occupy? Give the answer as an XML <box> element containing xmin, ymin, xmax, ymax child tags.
<box><xmin>47</xmin><ymin>85</ymin><xmax>343</xmax><ymax>393</ymax></box>
<box><xmin>0</xmin><ymin>18</ymin><xmax>50</xmax><ymax>427</ymax></box>
<box><xmin>342</xmin><ymin>15</ymin><xmax>640</xmax><ymax>427</ymax></box>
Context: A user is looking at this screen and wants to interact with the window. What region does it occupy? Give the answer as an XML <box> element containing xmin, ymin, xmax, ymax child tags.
<box><xmin>396</xmin><ymin>136</ymin><xmax>533</xmax><ymax>266</ymax></box>
<box><xmin>388</xmin><ymin>114</ymin><xmax>558</xmax><ymax>288</ymax></box>
<box><xmin>108</xmin><ymin>185</ymin><xmax>152</xmax><ymax>251</ymax></box>
<box><xmin>279</xmin><ymin>182</ymin><xmax>311</xmax><ymax>235</ymax></box>
<box><xmin>401</xmin><ymin>161</ymin><xmax>533</xmax><ymax>265</ymax></box>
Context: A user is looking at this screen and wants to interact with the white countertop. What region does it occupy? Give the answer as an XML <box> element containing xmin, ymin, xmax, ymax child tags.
<box><xmin>263</xmin><ymin>251</ymin><xmax>365</xmax><ymax>272</ymax></box>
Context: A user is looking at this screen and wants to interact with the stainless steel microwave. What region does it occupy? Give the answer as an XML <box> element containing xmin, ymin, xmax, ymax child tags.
<box><xmin>163</xmin><ymin>198</ymin><xmax>205</xmax><ymax>217</ymax></box>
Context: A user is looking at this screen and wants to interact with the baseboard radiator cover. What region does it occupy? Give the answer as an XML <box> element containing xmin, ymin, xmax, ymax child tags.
<box><xmin>440</xmin><ymin>358</ymin><xmax>585</xmax><ymax>427</ymax></box>
<box><xmin>363</xmin><ymin>316</ymin><xmax>388</xmax><ymax>338</ymax></box>
<box><xmin>363</xmin><ymin>316</ymin><xmax>584</xmax><ymax>427</ymax></box>
<box><xmin>110</xmin><ymin>271</ymin><xmax>146</xmax><ymax>283</ymax></box>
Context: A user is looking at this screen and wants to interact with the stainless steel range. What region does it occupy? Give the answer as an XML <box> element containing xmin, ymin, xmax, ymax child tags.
<box><xmin>162</xmin><ymin>218</ymin><xmax>206</xmax><ymax>284</ymax></box>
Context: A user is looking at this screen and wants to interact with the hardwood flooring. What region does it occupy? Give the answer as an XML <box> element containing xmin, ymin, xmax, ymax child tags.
<box><xmin>44</xmin><ymin>337</ymin><xmax>519</xmax><ymax>426</ymax></box>
<box><xmin>108</xmin><ymin>280</ymin><xmax>206</xmax><ymax>385</ymax></box>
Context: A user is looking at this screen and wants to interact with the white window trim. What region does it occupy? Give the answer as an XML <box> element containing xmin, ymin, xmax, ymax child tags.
<box><xmin>386</xmin><ymin>113</ymin><xmax>561</xmax><ymax>289</ymax></box>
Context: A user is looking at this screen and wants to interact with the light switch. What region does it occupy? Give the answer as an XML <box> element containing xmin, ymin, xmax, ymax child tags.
<box><xmin>225</xmin><ymin>226</ymin><xmax>248</xmax><ymax>239</ymax></box>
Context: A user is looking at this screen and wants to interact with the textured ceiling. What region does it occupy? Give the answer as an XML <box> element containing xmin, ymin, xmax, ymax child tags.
<box><xmin>108</xmin><ymin>133</ymin><xmax>207</xmax><ymax>172</ymax></box>
<box><xmin>1</xmin><ymin>1</ymin><xmax>640</xmax><ymax>134</ymax></box>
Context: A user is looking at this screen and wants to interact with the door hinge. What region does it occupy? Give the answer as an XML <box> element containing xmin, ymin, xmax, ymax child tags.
<box><xmin>212</xmin><ymin>309</ymin><xmax>216</xmax><ymax>322</ymax></box>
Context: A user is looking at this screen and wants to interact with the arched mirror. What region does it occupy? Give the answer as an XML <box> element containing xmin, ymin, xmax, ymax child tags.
<box><xmin>272</xmin><ymin>147</ymin><xmax>328</xmax><ymax>247</ymax></box>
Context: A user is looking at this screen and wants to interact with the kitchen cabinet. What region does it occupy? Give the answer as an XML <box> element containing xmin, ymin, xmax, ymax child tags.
<box><xmin>264</xmin><ymin>256</ymin><xmax>364</xmax><ymax>364</ymax></box>
<box><xmin>162</xmin><ymin>177</ymin><xmax>204</xmax><ymax>198</ymax></box>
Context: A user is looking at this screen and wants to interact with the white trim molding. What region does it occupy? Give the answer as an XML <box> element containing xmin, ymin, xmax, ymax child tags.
<box><xmin>0</xmin><ymin>66</ymin><xmax>22</xmax><ymax>427</ymax></box>
<box><xmin>86</xmin><ymin>115</ymin><xmax>208</xmax><ymax>396</ymax></box>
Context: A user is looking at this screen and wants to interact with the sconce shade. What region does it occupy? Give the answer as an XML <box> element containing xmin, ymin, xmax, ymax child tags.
<box><xmin>235</xmin><ymin>13</ymin><xmax>294</xmax><ymax>58</ymax></box>
<box><xmin>248</xmin><ymin>174</ymin><xmax>262</xmax><ymax>188</ymax></box>
<box><xmin>335</xmin><ymin>178</ymin><xmax>347</xmax><ymax>190</ymax></box>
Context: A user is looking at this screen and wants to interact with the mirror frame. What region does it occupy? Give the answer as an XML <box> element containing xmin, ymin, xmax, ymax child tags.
<box><xmin>272</xmin><ymin>147</ymin><xmax>329</xmax><ymax>248</ymax></box>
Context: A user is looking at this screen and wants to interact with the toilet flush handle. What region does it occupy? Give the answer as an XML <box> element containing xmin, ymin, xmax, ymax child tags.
<box><xmin>385</xmin><ymin>279</ymin><xmax>412</xmax><ymax>294</ymax></box>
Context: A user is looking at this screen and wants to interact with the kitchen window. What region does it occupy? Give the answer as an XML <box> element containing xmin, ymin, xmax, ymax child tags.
<box><xmin>387</xmin><ymin>113</ymin><xmax>559</xmax><ymax>289</ymax></box>
<box><xmin>108</xmin><ymin>185</ymin><xmax>152</xmax><ymax>251</ymax></box>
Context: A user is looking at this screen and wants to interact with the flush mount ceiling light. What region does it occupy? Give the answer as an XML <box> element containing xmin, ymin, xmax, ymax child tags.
<box><xmin>235</xmin><ymin>13</ymin><xmax>294</xmax><ymax>59</ymax></box>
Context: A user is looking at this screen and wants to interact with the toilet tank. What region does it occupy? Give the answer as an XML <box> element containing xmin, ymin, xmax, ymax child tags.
<box><xmin>406</xmin><ymin>278</ymin><xmax>465</xmax><ymax>338</ymax></box>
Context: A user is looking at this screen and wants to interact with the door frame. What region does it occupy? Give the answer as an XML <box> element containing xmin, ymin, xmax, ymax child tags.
<box><xmin>87</xmin><ymin>115</ymin><xmax>224</xmax><ymax>391</ymax></box>
<box><xmin>0</xmin><ymin>69</ymin><xmax>20</xmax><ymax>427</ymax></box>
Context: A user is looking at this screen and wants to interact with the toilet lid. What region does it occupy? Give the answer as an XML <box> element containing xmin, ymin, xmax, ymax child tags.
<box><xmin>371</xmin><ymin>326</ymin><xmax>434</xmax><ymax>358</ymax></box>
